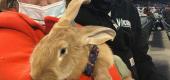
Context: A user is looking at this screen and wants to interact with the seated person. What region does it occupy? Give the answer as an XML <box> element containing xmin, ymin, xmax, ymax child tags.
<box><xmin>75</xmin><ymin>0</ymin><xmax>168</xmax><ymax>80</ymax></box>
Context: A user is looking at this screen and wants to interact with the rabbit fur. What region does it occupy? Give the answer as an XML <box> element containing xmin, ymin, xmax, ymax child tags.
<box><xmin>30</xmin><ymin>0</ymin><xmax>131</xmax><ymax>80</ymax></box>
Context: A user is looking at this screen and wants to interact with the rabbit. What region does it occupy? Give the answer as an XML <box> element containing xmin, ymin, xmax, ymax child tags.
<box><xmin>30</xmin><ymin>0</ymin><xmax>132</xmax><ymax>80</ymax></box>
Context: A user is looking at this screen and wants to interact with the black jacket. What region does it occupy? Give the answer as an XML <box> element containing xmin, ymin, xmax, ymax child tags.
<box><xmin>111</xmin><ymin>0</ymin><xmax>152</xmax><ymax>80</ymax></box>
<box><xmin>75</xmin><ymin>0</ymin><xmax>168</xmax><ymax>80</ymax></box>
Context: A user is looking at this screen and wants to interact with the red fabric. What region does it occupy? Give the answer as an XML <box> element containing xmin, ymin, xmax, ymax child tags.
<box><xmin>44</xmin><ymin>16</ymin><xmax>59</xmax><ymax>33</ymax></box>
<box><xmin>0</xmin><ymin>11</ymin><xmax>122</xmax><ymax>80</ymax></box>
<box><xmin>80</xmin><ymin>74</ymin><xmax>92</xmax><ymax>80</ymax></box>
<box><xmin>0</xmin><ymin>11</ymin><xmax>45</xmax><ymax>80</ymax></box>
<box><xmin>109</xmin><ymin>65</ymin><xmax>122</xmax><ymax>80</ymax></box>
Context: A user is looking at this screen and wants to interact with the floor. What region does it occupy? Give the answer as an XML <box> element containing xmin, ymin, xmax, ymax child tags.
<box><xmin>148</xmin><ymin>31</ymin><xmax>170</xmax><ymax>80</ymax></box>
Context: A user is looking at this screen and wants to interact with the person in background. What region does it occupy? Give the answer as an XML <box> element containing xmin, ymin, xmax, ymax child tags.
<box><xmin>111</xmin><ymin>0</ymin><xmax>168</xmax><ymax>80</ymax></box>
<box><xmin>75</xmin><ymin>0</ymin><xmax>168</xmax><ymax>80</ymax></box>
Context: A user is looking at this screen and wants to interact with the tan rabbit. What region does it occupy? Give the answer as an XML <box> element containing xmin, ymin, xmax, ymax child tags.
<box><xmin>30</xmin><ymin>0</ymin><xmax>131</xmax><ymax>80</ymax></box>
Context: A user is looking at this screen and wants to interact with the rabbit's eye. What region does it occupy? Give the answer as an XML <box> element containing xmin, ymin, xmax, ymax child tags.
<box><xmin>60</xmin><ymin>48</ymin><xmax>67</xmax><ymax>56</ymax></box>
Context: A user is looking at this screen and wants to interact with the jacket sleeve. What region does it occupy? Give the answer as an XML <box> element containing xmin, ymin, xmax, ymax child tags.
<box><xmin>0</xmin><ymin>29</ymin><xmax>34</xmax><ymax>80</ymax></box>
<box><xmin>129</xmin><ymin>4</ymin><xmax>150</xmax><ymax>60</ymax></box>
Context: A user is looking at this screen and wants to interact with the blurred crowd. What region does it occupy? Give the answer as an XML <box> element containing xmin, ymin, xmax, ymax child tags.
<box><xmin>135</xmin><ymin>2</ymin><xmax>170</xmax><ymax>40</ymax></box>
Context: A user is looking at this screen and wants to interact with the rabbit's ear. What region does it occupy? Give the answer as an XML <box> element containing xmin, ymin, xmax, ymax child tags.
<box><xmin>82</xmin><ymin>26</ymin><xmax>116</xmax><ymax>45</ymax></box>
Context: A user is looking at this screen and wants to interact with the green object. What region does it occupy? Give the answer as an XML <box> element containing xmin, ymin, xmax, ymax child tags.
<box><xmin>113</xmin><ymin>55</ymin><xmax>131</xmax><ymax>80</ymax></box>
